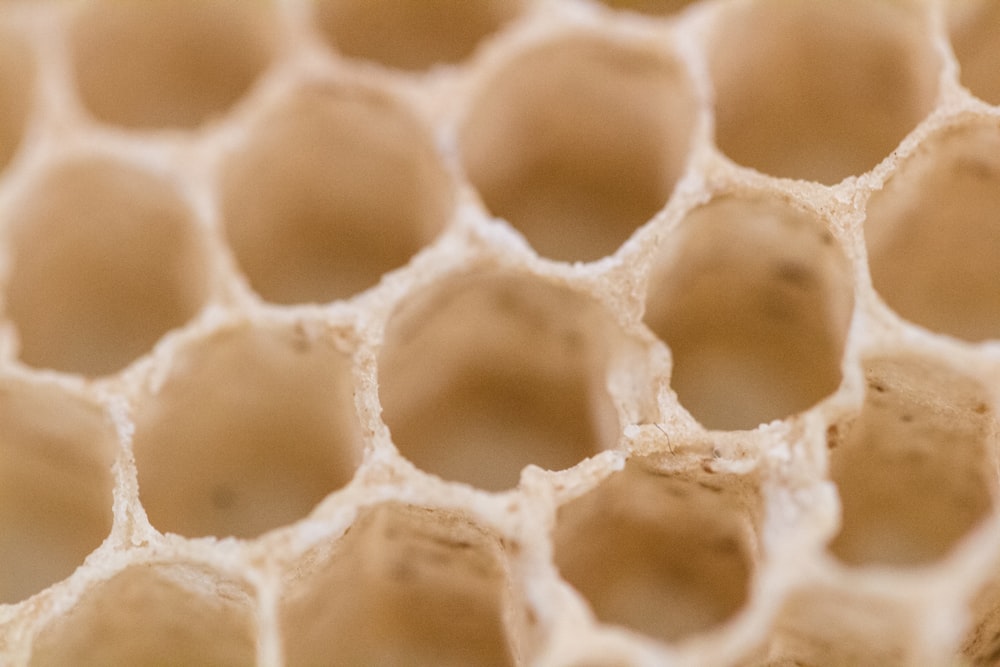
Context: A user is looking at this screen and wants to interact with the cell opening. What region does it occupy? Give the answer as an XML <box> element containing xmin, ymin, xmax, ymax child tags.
<box><xmin>828</xmin><ymin>356</ymin><xmax>997</xmax><ymax>567</ymax></box>
<box><xmin>460</xmin><ymin>36</ymin><xmax>697</xmax><ymax>262</ymax></box>
<box><xmin>709</xmin><ymin>0</ymin><xmax>939</xmax><ymax>183</ymax></box>
<box><xmin>0</xmin><ymin>27</ymin><xmax>34</xmax><ymax>174</ymax></box>
<box><xmin>68</xmin><ymin>0</ymin><xmax>276</xmax><ymax>129</ymax></box>
<box><xmin>596</xmin><ymin>0</ymin><xmax>699</xmax><ymax>16</ymax></box>
<box><xmin>0</xmin><ymin>382</ymin><xmax>115</xmax><ymax>604</ymax></box>
<box><xmin>133</xmin><ymin>323</ymin><xmax>365</xmax><ymax>539</ymax></box>
<box><xmin>644</xmin><ymin>195</ymin><xmax>853</xmax><ymax>430</ymax></box>
<box><xmin>378</xmin><ymin>272</ymin><xmax>622</xmax><ymax>491</ymax></box>
<box><xmin>553</xmin><ymin>461</ymin><xmax>759</xmax><ymax>642</ymax></box>
<box><xmin>4</xmin><ymin>158</ymin><xmax>211</xmax><ymax>377</ymax></box>
<box><xmin>29</xmin><ymin>564</ymin><xmax>257</xmax><ymax>667</ymax></box>
<box><xmin>221</xmin><ymin>84</ymin><xmax>453</xmax><ymax>304</ymax></box>
<box><xmin>281</xmin><ymin>503</ymin><xmax>515</xmax><ymax>667</ymax></box>
<box><xmin>865</xmin><ymin>120</ymin><xmax>1000</xmax><ymax>342</ymax></box>
<box><xmin>314</xmin><ymin>0</ymin><xmax>523</xmax><ymax>71</ymax></box>
<box><xmin>950</xmin><ymin>0</ymin><xmax>1000</xmax><ymax>106</ymax></box>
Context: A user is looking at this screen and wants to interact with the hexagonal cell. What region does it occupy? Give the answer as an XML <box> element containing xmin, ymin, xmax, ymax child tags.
<box><xmin>30</xmin><ymin>563</ymin><xmax>257</xmax><ymax>667</ymax></box>
<box><xmin>378</xmin><ymin>272</ymin><xmax>623</xmax><ymax>491</ymax></box>
<box><xmin>645</xmin><ymin>194</ymin><xmax>854</xmax><ymax>430</ymax></box>
<box><xmin>133</xmin><ymin>323</ymin><xmax>365</xmax><ymax>539</ymax></box>
<box><xmin>0</xmin><ymin>380</ymin><xmax>115</xmax><ymax>604</ymax></box>
<box><xmin>460</xmin><ymin>35</ymin><xmax>698</xmax><ymax>262</ymax></box>
<box><xmin>68</xmin><ymin>0</ymin><xmax>277</xmax><ymax>129</ymax></box>
<box><xmin>709</xmin><ymin>0</ymin><xmax>939</xmax><ymax>183</ymax></box>
<box><xmin>553</xmin><ymin>460</ymin><xmax>760</xmax><ymax>642</ymax></box>
<box><xmin>0</xmin><ymin>26</ymin><xmax>34</xmax><ymax>174</ymax></box>
<box><xmin>596</xmin><ymin>0</ymin><xmax>699</xmax><ymax>16</ymax></box>
<box><xmin>281</xmin><ymin>503</ymin><xmax>515</xmax><ymax>667</ymax></box>
<box><xmin>314</xmin><ymin>0</ymin><xmax>523</xmax><ymax>71</ymax></box>
<box><xmin>865</xmin><ymin>119</ymin><xmax>1000</xmax><ymax>342</ymax></box>
<box><xmin>765</xmin><ymin>581</ymin><xmax>930</xmax><ymax>667</ymax></box>
<box><xmin>3</xmin><ymin>158</ymin><xmax>211</xmax><ymax>377</ymax></box>
<box><xmin>827</xmin><ymin>356</ymin><xmax>996</xmax><ymax>567</ymax></box>
<box><xmin>950</xmin><ymin>0</ymin><xmax>1000</xmax><ymax>106</ymax></box>
<box><xmin>221</xmin><ymin>84</ymin><xmax>453</xmax><ymax>304</ymax></box>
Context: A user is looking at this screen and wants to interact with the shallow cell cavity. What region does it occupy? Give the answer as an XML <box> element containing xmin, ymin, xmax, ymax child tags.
<box><xmin>221</xmin><ymin>84</ymin><xmax>452</xmax><ymax>304</ymax></box>
<box><xmin>0</xmin><ymin>381</ymin><xmax>115</xmax><ymax>603</ymax></box>
<box><xmin>645</xmin><ymin>194</ymin><xmax>854</xmax><ymax>430</ymax></box>
<box><xmin>133</xmin><ymin>323</ymin><xmax>365</xmax><ymax>539</ymax></box>
<box><xmin>281</xmin><ymin>503</ymin><xmax>515</xmax><ymax>667</ymax></box>
<box><xmin>30</xmin><ymin>564</ymin><xmax>257</xmax><ymax>667</ymax></box>
<box><xmin>460</xmin><ymin>35</ymin><xmax>697</xmax><ymax>262</ymax></box>
<box><xmin>828</xmin><ymin>356</ymin><xmax>997</xmax><ymax>566</ymax></box>
<box><xmin>553</xmin><ymin>461</ymin><xmax>760</xmax><ymax>642</ymax></box>
<box><xmin>710</xmin><ymin>0</ymin><xmax>939</xmax><ymax>183</ymax></box>
<box><xmin>4</xmin><ymin>158</ymin><xmax>210</xmax><ymax>376</ymax></box>
<box><xmin>378</xmin><ymin>272</ymin><xmax>622</xmax><ymax>491</ymax></box>
<box><xmin>866</xmin><ymin>120</ymin><xmax>1000</xmax><ymax>342</ymax></box>
<box><xmin>69</xmin><ymin>0</ymin><xmax>277</xmax><ymax>129</ymax></box>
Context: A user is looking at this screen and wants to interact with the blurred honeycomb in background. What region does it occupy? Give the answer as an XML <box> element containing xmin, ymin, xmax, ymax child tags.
<box><xmin>1</xmin><ymin>0</ymin><xmax>1000</xmax><ymax>665</ymax></box>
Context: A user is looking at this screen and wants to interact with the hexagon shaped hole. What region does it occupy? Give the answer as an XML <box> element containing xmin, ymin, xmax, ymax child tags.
<box><xmin>553</xmin><ymin>460</ymin><xmax>761</xmax><ymax>642</ymax></box>
<box><xmin>710</xmin><ymin>0</ymin><xmax>939</xmax><ymax>183</ymax></box>
<box><xmin>221</xmin><ymin>83</ymin><xmax>453</xmax><ymax>304</ymax></box>
<box><xmin>0</xmin><ymin>380</ymin><xmax>115</xmax><ymax>604</ymax></box>
<box><xmin>30</xmin><ymin>563</ymin><xmax>257</xmax><ymax>667</ymax></box>
<box><xmin>378</xmin><ymin>272</ymin><xmax>624</xmax><ymax>491</ymax></box>
<box><xmin>68</xmin><ymin>0</ymin><xmax>277</xmax><ymax>129</ymax></box>
<box><xmin>133</xmin><ymin>322</ymin><xmax>365</xmax><ymax>539</ymax></box>
<box><xmin>828</xmin><ymin>356</ymin><xmax>997</xmax><ymax>567</ymax></box>
<box><xmin>865</xmin><ymin>119</ymin><xmax>1000</xmax><ymax>342</ymax></box>
<box><xmin>645</xmin><ymin>194</ymin><xmax>854</xmax><ymax>430</ymax></box>
<box><xmin>460</xmin><ymin>35</ymin><xmax>697</xmax><ymax>262</ymax></box>
<box><xmin>280</xmin><ymin>503</ymin><xmax>516</xmax><ymax>667</ymax></box>
<box><xmin>3</xmin><ymin>157</ymin><xmax>211</xmax><ymax>377</ymax></box>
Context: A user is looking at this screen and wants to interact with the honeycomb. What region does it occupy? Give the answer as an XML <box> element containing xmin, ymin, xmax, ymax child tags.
<box><xmin>1</xmin><ymin>0</ymin><xmax>999</xmax><ymax>665</ymax></box>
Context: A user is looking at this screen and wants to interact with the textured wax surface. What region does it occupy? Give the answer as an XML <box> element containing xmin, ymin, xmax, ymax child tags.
<box><xmin>1</xmin><ymin>1</ymin><xmax>1000</xmax><ymax>666</ymax></box>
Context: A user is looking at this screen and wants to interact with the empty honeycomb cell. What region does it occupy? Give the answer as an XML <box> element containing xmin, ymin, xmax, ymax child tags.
<box><xmin>133</xmin><ymin>323</ymin><xmax>365</xmax><ymax>539</ymax></box>
<box><xmin>866</xmin><ymin>120</ymin><xmax>1000</xmax><ymax>342</ymax></box>
<box><xmin>314</xmin><ymin>0</ymin><xmax>523</xmax><ymax>71</ymax></box>
<box><xmin>596</xmin><ymin>0</ymin><xmax>699</xmax><ymax>16</ymax></box>
<box><xmin>950</xmin><ymin>0</ymin><xmax>1000</xmax><ymax>106</ymax></box>
<box><xmin>0</xmin><ymin>380</ymin><xmax>115</xmax><ymax>604</ymax></box>
<box><xmin>68</xmin><ymin>0</ymin><xmax>276</xmax><ymax>129</ymax></box>
<box><xmin>281</xmin><ymin>503</ymin><xmax>515</xmax><ymax>667</ymax></box>
<box><xmin>378</xmin><ymin>272</ymin><xmax>622</xmax><ymax>491</ymax></box>
<box><xmin>4</xmin><ymin>158</ymin><xmax>210</xmax><ymax>377</ymax></box>
<box><xmin>709</xmin><ymin>0</ymin><xmax>939</xmax><ymax>184</ymax></box>
<box><xmin>828</xmin><ymin>356</ymin><xmax>996</xmax><ymax>566</ymax></box>
<box><xmin>0</xmin><ymin>27</ymin><xmax>33</xmax><ymax>174</ymax></box>
<box><xmin>29</xmin><ymin>564</ymin><xmax>257</xmax><ymax>666</ymax></box>
<box><xmin>221</xmin><ymin>84</ymin><xmax>453</xmax><ymax>304</ymax></box>
<box><xmin>765</xmin><ymin>582</ymin><xmax>929</xmax><ymax>667</ymax></box>
<box><xmin>553</xmin><ymin>461</ymin><xmax>759</xmax><ymax>642</ymax></box>
<box><xmin>460</xmin><ymin>36</ymin><xmax>697</xmax><ymax>262</ymax></box>
<box><xmin>644</xmin><ymin>195</ymin><xmax>853</xmax><ymax>430</ymax></box>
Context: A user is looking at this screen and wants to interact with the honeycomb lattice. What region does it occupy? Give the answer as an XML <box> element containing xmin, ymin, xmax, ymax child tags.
<box><xmin>1</xmin><ymin>1</ymin><xmax>1000</xmax><ymax>665</ymax></box>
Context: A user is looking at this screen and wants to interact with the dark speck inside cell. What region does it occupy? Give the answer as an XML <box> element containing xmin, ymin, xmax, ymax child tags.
<box><xmin>773</xmin><ymin>261</ymin><xmax>815</xmax><ymax>288</ymax></box>
<box><xmin>211</xmin><ymin>485</ymin><xmax>236</xmax><ymax>510</ymax></box>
